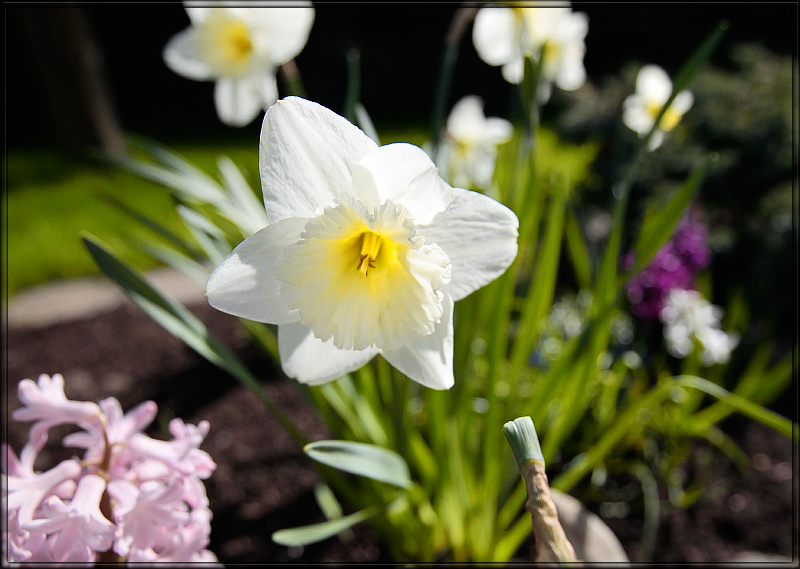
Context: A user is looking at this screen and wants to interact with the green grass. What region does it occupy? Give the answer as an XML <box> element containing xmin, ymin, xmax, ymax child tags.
<box><xmin>4</xmin><ymin>127</ymin><xmax>597</xmax><ymax>299</ymax></box>
<box><xmin>5</xmin><ymin>143</ymin><xmax>259</xmax><ymax>299</ymax></box>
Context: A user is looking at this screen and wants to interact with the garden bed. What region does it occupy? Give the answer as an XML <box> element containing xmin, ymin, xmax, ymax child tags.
<box><xmin>5</xmin><ymin>300</ymin><xmax>796</xmax><ymax>563</ymax></box>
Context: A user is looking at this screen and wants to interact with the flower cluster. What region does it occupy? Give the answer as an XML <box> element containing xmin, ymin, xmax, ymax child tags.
<box><xmin>3</xmin><ymin>374</ymin><xmax>217</xmax><ymax>564</ymax></box>
<box><xmin>436</xmin><ymin>95</ymin><xmax>513</xmax><ymax>190</ymax></box>
<box><xmin>660</xmin><ymin>288</ymin><xmax>739</xmax><ymax>365</ymax></box>
<box><xmin>472</xmin><ymin>1</ymin><xmax>588</xmax><ymax>101</ymax></box>
<box><xmin>622</xmin><ymin>64</ymin><xmax>694</xmax><ymax>150</ymax></box>
<box><xmin>623</xmin><ymin>210</ymin><xmax>711</xmax><ymax>320</ymax></box>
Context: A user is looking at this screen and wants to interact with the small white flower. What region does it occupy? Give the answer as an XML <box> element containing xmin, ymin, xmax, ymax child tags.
<box><xmin>472</xmin><ymin>2</ymin><xmax>588</xmax><ymax>100</ymax></box>
<box><xmin>438</xmin><ymin>95</ymin><xmax>512</xmax><ymax>189</ymax></box>
<box><xmin>622</xmin><ymin>64</ymin><xmax>694</xmax><ymax>150</ymax></box>
<box><xmin>206</xmin><ymin>97</ymin><xmax>519</xmax><ymax>390</ymax></box>
<box><xmin>660</xmin><ymin>288</ymin><xmax>738</xmax><ymax>365</ymax></box>
<box><xmin>163</xmin><ymin>1</ymin><xmax>315</xmax><ymax>126</ymax></box>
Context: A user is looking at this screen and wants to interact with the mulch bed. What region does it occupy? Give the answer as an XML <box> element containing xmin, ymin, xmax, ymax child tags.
<box><xmin>4</xmin><ymin>300</ymin><xmax>796</xmax><ymax>563</ymax></box>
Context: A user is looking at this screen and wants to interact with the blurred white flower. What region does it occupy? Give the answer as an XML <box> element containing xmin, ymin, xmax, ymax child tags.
<box><xmin>660</xmin><ymin>288</ymin><xmax>739</xmax><ymax>365</ymax></box>
<box><xmin>622</xmin><ymin>64</ymin><xmax>694</xmax><ymax>150</ymax></box>
<box><xmin>472</xmin><ymin>2</ymin><xmax>588</xmax><ymax>101</ymax></box>
<box><xmin>438</xmin><ymin>95</ymin><xmax>513</xmax><ymax>189</ymax></box>
<box><xmin>163</xmin><ymin>1</ymin><xmax>315</xmax><ymax>126</ymax></box>
<box><xmin>206</xmin><ymin>97</ymin><xmax>519</xmax><ymax>390</ymax></box>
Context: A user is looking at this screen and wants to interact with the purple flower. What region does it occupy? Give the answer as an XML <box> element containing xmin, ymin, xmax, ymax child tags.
<box><xmin>624</xmin><ymin>209</ymin><xmax>711</xmax><ymax>320</ymax></box>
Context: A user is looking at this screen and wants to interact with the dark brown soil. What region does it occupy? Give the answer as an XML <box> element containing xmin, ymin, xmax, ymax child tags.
<box><xmin>4</xmin><ymin>301</ymin><xmax>797</xmax><ymax>563</ymax></box>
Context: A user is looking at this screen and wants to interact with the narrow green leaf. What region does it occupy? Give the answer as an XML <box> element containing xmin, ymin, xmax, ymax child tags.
<box><xmin>138</xmin><ymin>242</ymin><xmax>210</xmax><ymax>286</ymax></box>
<box><xmin>564</xmin><ymin>206</ymin><xmax>592</xmax><ymax>290</ymax></box>
<box><xmin>643</xmin><ymin>21</ymin><xmax>727</xmax><ymax>149</ymax></box>
<box><xmin>272</xmin><ymin>505</ymin><xmax>379</xmax><ymax>547</ymax></box>
<box><xmin>100</xmin><ymin>193</ymin><xmax>202</xmax><ymax>258</ymax></box>
<box><xmin>304</xmin><ymin>440</ymin><xmax>412</xmax><ymax>489</ymax></box>
<box><xmin>632</xmin><ymin>161</ymin><xmax>710</xmax><ymax>273</ymax></box>
<box><xmin>314</xmin><ymin>482</ymin><xmax>345</xmax><ymax>520</ymax></box>
<box><xmin>82</xmin><ymin>233</ymin><xmax>309</xmax><ymax>447</ymax></box>
<box><xmin>125</xmin><ymin>134</ymin><xmax>219</xmax><ymax>183</ymax></box>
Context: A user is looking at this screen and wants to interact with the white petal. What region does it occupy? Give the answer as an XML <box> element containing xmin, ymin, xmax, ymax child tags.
<box><xmin>278</xmin><ymin>322</ymin><xmax>379</xmax><ymax>384</ymax></box>
<box><xmin>351</xmin><ymin>144</ymin><xmax>456</xmax><ymax>225</ymax></box>
<box><xmin>446</xmin><ymin>95</ymin><xmax>486</xmax><ymax>142</ymax></box>
<box><xmin>249</xmin><ymin>4</ymin><xmax>315</xmax><ymax>64</ymax></box>
<box><xmin>259</xmin><ymin>97</ymin><xmax>378</xmax><ymax>222</ymax></box>
<box><xmin>672</xmin><ymin>90</ymin><xmax>694</xmax><ymax>114</ymax></box>
<box><xmin>636</xmin><ymin>64</ymin><xmax>672</xmax><ymax>104</ymax></box>
<box><xmin>383</xmin><ymin>293</ymin><xmax>455</xmax><ymax>390</ymax></box>
<box><xmin>214</xmin><ymin>77</ymin><xmax>266</xmax><ymax>126</ymax></box>
<box><xmin>483</xmin><ymin>117</ymin><xmax>514</xmax><ymax>144</ymax></box>
<box><xmin>555</xmin><ymin>57</ymin><xmax>586</xmax><ymax>91</ymax></box>
<box><xmin>647</xmin><ymin>129</ymin><xmax>666</xmax><ymax>151</ymax></box>
<box><xmin>184</xmin><ymin>4</ymin><xmax>209</xmax><ymax>25</ymax></box>
<box><xmin>473</xmin><ymin>7</ymin><xmax>519</xmax><ymax>66</ymax></box>
<box><xmin>163</xmin><ymin>28</ymin><xmax>214</xmax><ymax>80</ymax></box>
<box><xmin>501</xmin><ymin>56</ymin><xmax>525</xmax><ymax>85</ymax></box>
<box><xmin>622</xmin><ymin>95</ymin><xmax>653</xmax><ymax>135</ymax></box>
<box><xmin>205</xmin><ymin>217</ymin><xmax>307</xmax><ymax>324</ymax></box>
<box><xmin>419</xmin><ymin>187</ymin><xmax>519</xmax><ymax>302</ymax></box>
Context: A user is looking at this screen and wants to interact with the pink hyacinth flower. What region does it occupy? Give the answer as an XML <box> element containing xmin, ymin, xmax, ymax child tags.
<box><xmin>23</xmin><ymin>474</ymin><xmax>116</xmax><ymax>562</ymax></box>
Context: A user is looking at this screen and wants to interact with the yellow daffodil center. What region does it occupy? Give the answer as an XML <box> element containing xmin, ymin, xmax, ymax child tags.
<box><xmin>220</xmin><ymin>21</ymin><xmax>253</xmax><ymax>65</ymax></box>
<box><xmin>647</xmin><ymin>102</ymin><xmax>682</xmax><ymax>131</ymax></box>
<box><xmin>199</xmin><ymin>11</ymin><xmax>256</xmax><ymax>77</ymax></box>
<box><xmin>276</xmin><ymin>195</ymin><xmax>451</xmax><ymax>352</ymax></box>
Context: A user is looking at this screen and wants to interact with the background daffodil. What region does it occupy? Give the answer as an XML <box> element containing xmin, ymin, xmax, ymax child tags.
<box><xmin>163</xmin><ymin>1</ymin><xmax>315</xmax><ymax>127</ymax></box>
<box><xmin>472</xmin><ymin>2</ymin><xmax>588</xmax><ymax>101</ymax></box>
<box><xmin>205</xmin><ymin>97</ymin><xmax>519</xmax><ymax>389</ymax></box>
<box><xmin>438</xmin><ymin>95</ymin><xmax>513</xmax><ymax>190</ymax></box>
<box><xmin>622</xmin><ymin>64</ymin><xmax>694</xmax><ymax>150</ymax></box>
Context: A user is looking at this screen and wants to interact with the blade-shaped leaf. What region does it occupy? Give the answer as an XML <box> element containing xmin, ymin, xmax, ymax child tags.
<box><xmin>631</xmin><ymin>160</ymin><xmax>710</xmax><ymax>273</ymax></box>
<box><xmin>304</xmin><ymin>440</ymin><xmax>412</xmax><ymax>489</ymax></box>
<box><xmin>272</xmin><ymin>505</ymin><xmax>379</xmax><ymax>547</ymax></box>
<box><xmin>82</xmin><ymin>233</ymin><xmax>308</xmax><ymax>447</ymax></box>
<box><xmin>138</xmin><ymin>242</ymin><xmax>211</xmax><ymax>286</ymax></box>
<box><xmin>100</xmin><ymin>193</ymin><xmax>202</xmax><ymax>258</ymax></box>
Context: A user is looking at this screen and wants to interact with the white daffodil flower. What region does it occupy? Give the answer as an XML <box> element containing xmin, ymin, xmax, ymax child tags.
<box><xmin>472</xmin><ymin>2</ymin><xmax>588</xmax><ymax>101</ymax></box>
<box><xmin>622</xmin><ymin>64</ymin><xmax>694</xmax><ymax>151</ymax></box>
<box><xmin>205</xmin><ymin>97</ymin><xmax>519</xmax><ymax>389</ymax></box>
<box><xmin>438</xmin><ymin>95</ymin><xmax>513</xmax><ymax>189</ymax></box>
<box><xmin>660</xmin><ymin>288</ymin><xmax>739</xmax><ymax>365</ymax></box>
<box><xmin>163</xmin><ymin>1</ymin><xmax>314</xmax><ymax>127</ymax></box>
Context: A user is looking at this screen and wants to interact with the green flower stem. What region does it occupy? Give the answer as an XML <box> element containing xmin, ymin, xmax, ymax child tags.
<box><xmin>279</xmin><ymin>59</ymin><xmax>307</xmax><ymax>99</ymax></box>
<box><xmin>344</xmin><ymin>47</ymin><xmax>360</xmax><ymax>123</ymax></box>
<box><xmin>430</xmin><ymin>6</ymin><xmax>478</xmax><ymax>162</ymax></box>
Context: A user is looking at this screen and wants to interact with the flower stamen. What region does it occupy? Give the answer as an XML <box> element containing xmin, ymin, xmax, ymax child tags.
<box><xmin>357</xmin><ymin>232</ymin><xmax>383</xmax><ymax>277</ymax></box>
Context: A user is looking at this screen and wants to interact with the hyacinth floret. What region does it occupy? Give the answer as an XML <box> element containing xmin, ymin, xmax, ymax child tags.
<box><xmin>3</xmin><ymin>373</ymin><xmax>219</xmax><ymax>564</ymax></box>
